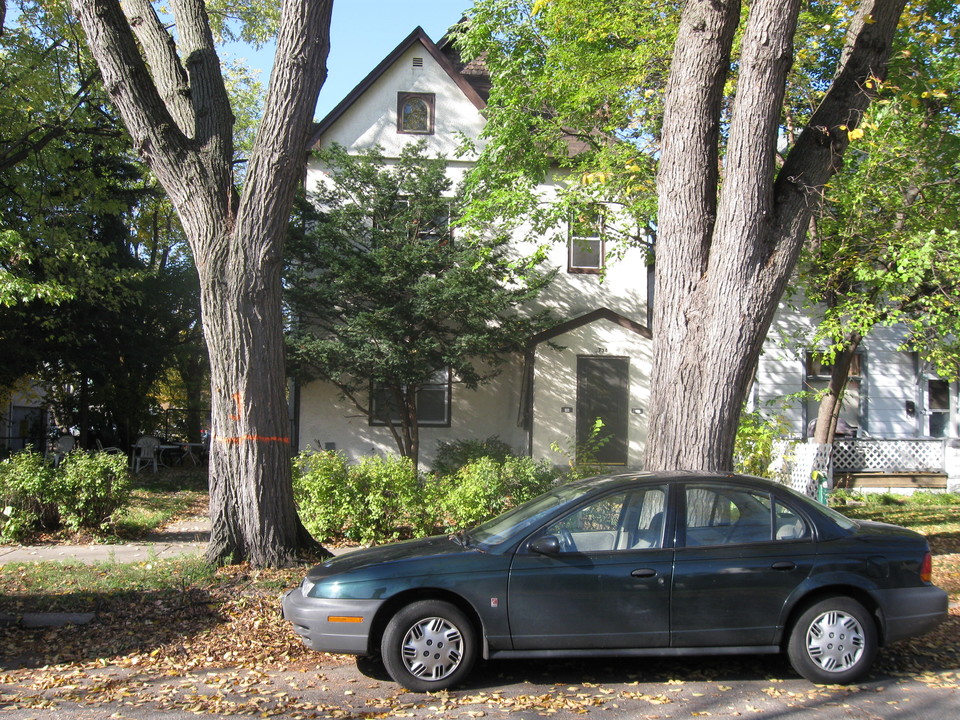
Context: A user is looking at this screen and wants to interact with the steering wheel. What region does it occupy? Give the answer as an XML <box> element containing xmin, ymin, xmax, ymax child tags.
<box><xmin>559</xmin><ymin>528</ymin><xmax>576</xmax><ymax>552</ymax></box>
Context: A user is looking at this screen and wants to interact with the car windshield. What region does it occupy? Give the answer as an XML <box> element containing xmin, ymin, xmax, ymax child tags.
<box><xmin>469</xmin><ymin>483</ymin><xmax>587</xmax><ymax>549</ymax></box>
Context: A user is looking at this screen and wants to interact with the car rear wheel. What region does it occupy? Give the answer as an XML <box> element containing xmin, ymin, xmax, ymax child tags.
<box><xmin>787</xmin><ymin>597</ymin><xmax>877</xmax><ymax>684</ymax></box>
<box><xmin>381</xmin><ymin>599</ymin><xmax>477</xmax><ymax>692</ymax></box>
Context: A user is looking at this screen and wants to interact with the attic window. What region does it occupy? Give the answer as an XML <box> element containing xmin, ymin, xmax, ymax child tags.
<box><xmin>412</xmin><ymin>57</ymin><xmax>424</xmax><ymax>68</ymax></box>
<box><xmin>397</xmin><ymin>92</ymin><xmax>435</xmax><ymax>135</ymax></box>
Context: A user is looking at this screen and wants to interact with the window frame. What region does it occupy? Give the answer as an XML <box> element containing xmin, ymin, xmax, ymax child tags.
<box><xmin>567</xmin><ymin>208</ymin><xmax>606</xmax><ymax>274</ymax></box>
<box><xmin>369</xmin><ymin>367</ymin><xmax>452</xmax><ymax>428</ymax></box>
<box><xmin>396</xmin><ymin>92</ymin><xmax>436</xmax><ymax>135</ymax></box>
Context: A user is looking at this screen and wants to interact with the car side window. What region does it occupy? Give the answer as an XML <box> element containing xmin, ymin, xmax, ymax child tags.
<box><xmin>775</xmin><ymin>500</ymin><xmax>811</xmax><ymax>541</ymax></box>
<box><xmin>541</xmin><ymin>487</ymin><xmax>666</xmax><ymax>553</ymax></box>
<box><xmin>684</xmin><ymin>485</ymin><xmax>774</xmax><ymax>546</ymax></box>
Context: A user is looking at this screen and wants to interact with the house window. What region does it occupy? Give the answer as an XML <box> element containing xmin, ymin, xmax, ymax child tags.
<box><xmin>398</xmin><ymin>197</ymin><xmax>452</xmax><ymax>244</ymax></box>
<box><xmin>927</xmin><ymin>378</ymin><xmax>950</xmax><ymax>438</ymax></box>
<box><xmin>568</xmin><ymin>208</ymin><xmax>605</xmax><ymax>273</ymax></box>
<box><xmin>397</xmin><ymin>92</ymin><xmax>435</xmax><ymax>134</ymax></box>
<box><xmin>370</xmin><ymin>368</ymin><xmax>451</xmax><ymax>426</ymax></box>
<box><xmin>803</xmin><ymin>352</ymin><xmax>862</xmax><ymax>438</ymax></box>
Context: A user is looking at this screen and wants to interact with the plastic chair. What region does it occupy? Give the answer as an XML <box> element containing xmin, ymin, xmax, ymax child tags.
<box><xmin>133</xmin><ymin>436</ymin><xmax>160</xmax><ymax>473</ymax></box>
<box><xmin>52</xmin><ymin>434</ymin><xmax>75</xmax><ymax>466</ymax></box>
<box><xmin>96</xmin><ymin>439</ymin><xmax>124</xmax><ymax>454</ymax></box>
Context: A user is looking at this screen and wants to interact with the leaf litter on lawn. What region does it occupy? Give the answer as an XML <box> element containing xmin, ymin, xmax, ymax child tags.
<box><xmin>0</xmin><ymin>553</ymin><xmax>958</xmax><ymax>717</ymax></box>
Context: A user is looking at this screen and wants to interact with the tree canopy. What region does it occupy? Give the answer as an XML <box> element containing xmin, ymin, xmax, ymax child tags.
<box><xmin>286</xmin><ymin>142</ymin><xmax>554</xmax><ymax>466</ymax></box>
<box><xmin>460</xmin><ymin>0</ymin><xmax>913</xmax><ymax>470</ymax></box>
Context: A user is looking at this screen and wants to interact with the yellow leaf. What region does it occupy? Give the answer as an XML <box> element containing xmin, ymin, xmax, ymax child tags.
<box><xmin>848</xmin><ymin>128</ymin><xmax>864</xmax><ymax>141</ymax></box>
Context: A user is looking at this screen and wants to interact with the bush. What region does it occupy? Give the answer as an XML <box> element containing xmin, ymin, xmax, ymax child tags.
<box><xmin>432</xmin><ymin>436</ymin><xmax>515</xmax><ymax>476</ymax></box>
<box><xmin>56</xmin><ymin>450</ymin><xmax>131</xmax><ymax>530</ymax></box>
<box><xmin>293</xmin><ymin>450</ymin><xmax>351</xmax><ymax>541</ymax></box>
<box><xmin>294</xmin><ymin>452</ymin><xmax>437</xmax><ymax>545</ymax></box>
<box><xmin>0</xmin><ymin>450</ymin><xmax>58</xmax><ymax>542</ymax></box>
<box><xmin>734</xmin><ymin>410</ymin><xmax>789</xmax><ymax>477</ymax></box>
<box><xmin>0</xmin><ymin>449</ymin><xmax>131</xmax><ymax>539</ymax></box>
<box><xmin>440</xmin><ymin>456</ymin><xmax>561</xmax><ymax>530</ymax></box>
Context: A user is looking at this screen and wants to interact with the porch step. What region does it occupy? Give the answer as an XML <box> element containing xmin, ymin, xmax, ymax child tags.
<box><xmin>835</xmin><ymin>472</ymin><xmax>947</xmax><ymax>490</ymax></box>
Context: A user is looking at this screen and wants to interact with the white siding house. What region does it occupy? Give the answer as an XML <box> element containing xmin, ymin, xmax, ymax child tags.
<box><xmin>295</xmin><ymin>26</ymin><xmax>959</xmax><ymax>490</ymax></box>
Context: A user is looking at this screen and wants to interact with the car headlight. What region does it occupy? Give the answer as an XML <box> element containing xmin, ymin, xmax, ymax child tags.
<box><xmin>300</xmin><ymin>577</ymin><xmax>317</xmax><ymax>597</ymax></box>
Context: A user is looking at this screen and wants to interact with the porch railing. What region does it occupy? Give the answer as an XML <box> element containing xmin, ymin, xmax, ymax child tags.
<box><xmin>831</xmin><ymin>438</ymin><xmax>945</xmax><ymax>474</ymax></box>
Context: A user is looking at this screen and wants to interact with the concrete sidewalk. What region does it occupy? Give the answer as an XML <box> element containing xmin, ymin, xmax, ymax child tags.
<box><xmin>0</xmin><ymin>517</ymin><xmax>210</xmax><ymax>565</ymax></box>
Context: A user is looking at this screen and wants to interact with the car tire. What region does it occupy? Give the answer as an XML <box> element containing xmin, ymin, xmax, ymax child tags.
<box><xmin>787</xmin><ymin>596</ymin><xmax>878</xmax><ymax>684</ymax></box>
<box><xmin>381</xmin><ymin>599</ymin><xmax>477</xmax><ymax>692</ymax></box>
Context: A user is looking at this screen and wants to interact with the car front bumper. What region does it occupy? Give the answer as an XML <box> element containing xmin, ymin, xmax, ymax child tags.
<box><xmin>876</xmin><ymin>585</ymin><xmax>950</xmax><ymax>645</ymax></box>
<box><xmin>281</xmin><ymin>587</ymin><xmax>384</xmax><ymax>655</ymax></box>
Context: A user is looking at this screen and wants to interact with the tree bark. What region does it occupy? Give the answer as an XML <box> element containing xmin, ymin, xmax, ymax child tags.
<box><xmin>71</xmin><ymin>0</ymin><xmax>334</xmax><ymax>566</ymax></box>
<box><xmin>812</xmin><ymin>335</ymin><xmax>862</xmax><ymax>445</ymax></box>
<box><xmin>645</xmin><ymin>0</ymin><xmax>907</xmax><ymax>472</ymax></box>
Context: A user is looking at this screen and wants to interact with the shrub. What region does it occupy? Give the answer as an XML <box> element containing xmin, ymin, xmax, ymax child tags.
<box><xmin>56</xmin><ymin>450</ymin><xmax>131</xmax><ymax>530</ymax></box>
<box><xmin>432</xmin><ymin>436</ymin><xmax>515</xmax><ymax>476</ymax></box>
<box><xmin>0</xmin><ymin>450</ymin><xmax>58</xmax><ymax>542</ymax></box>
<box><xmin>293</xmin><ymin>450</ymin><xmax>351</xmax><ymax>542</ymax></box>
<box><xmin>441</xmin><ymin>456</ymin><xmax>561</xmax><ymax>530</ymax></box>
<box><xmin>734</xmin><ymin>409</ymin><xmax>789</xmax><ymax>477</ymax></box>
<box><xmin>294</xmin><ymin>452</ymin><xmax>437</xmax><ymax>545</ymax></box>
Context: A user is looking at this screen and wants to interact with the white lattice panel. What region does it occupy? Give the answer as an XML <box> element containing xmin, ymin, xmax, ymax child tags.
<box><xmin>770</xmin><ymin>441</ymin><xmax>833</xmax><ymax>498</ymax></box>
<box><xmin>832</xmin><ymin>439</ymin><xmax>944</xmax><ymax>473</ymax></box>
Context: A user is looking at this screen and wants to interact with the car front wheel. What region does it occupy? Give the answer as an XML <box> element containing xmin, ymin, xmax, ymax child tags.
<box><xmin>381</xmin><ymin>599</ymin><xmax>477</xmax><ymax>692</ymax></box>
<box><xmin>787</xmin><ymin>596</ymin><xmax>878</xmax><ymax>684</ymax></box>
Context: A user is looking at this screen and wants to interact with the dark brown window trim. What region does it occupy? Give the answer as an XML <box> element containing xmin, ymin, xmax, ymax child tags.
<box><xmin>397</xmin><ymin>92</ymin><xmax>436</xmax><ymax>135</ymax></box>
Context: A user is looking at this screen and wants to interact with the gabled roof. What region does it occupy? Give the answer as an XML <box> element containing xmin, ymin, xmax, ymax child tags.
<box><xmin>529</xmin><ymin>308</ymin><xmax>652</xmax><ymax>348</ymax></box>
<box><xmin>309</xmin><ymin>27</ymin><xmax>487</xmax><ymax>148</ymax></box>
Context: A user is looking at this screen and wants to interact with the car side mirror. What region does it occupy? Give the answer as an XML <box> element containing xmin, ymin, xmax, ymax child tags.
<box><xmin>530</xmin><ymin>535</ymin><xmax>562</xmax><ymax>555</ymax></box>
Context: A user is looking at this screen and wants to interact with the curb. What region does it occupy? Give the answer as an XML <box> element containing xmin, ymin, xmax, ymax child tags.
<box><xmin>0</xmin><ymin>611</ymin><xmax>96</xmax><ymax>628</ymax></box>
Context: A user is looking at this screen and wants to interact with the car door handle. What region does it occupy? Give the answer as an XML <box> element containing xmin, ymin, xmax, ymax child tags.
<box><xmin>771</xmin><ymin>561</ymin><xmax>796</xmax><ymax>571</ymax></box>
<box><xmin>631</xmin><ymin>568</ymin><xmax>658</xmax><ymax>578</ymax></box>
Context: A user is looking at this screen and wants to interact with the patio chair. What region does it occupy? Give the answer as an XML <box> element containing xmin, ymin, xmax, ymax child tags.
<box><xmin>96</xmin><ymin>439</ymin><xmax>124</xmax><ymax>454</ymax></box>
<box><xmin>52</xmin><ymin>434</ymin><xmax>75</xmax><ymax>466</ymax></box>
<box><xmin>133</xmin><ymin>436</ymin><xmax>161</xmax><ymax>473</ymax></box>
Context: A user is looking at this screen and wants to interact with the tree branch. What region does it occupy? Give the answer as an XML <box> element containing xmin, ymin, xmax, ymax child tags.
<box><xmin>70</xmin><ymin>1</ymin><xmax>192</xmax><ymax>178</ymax></box>
<box><xmin>124</xmin><ymin>0</ymin><xmax>195</xmax><ymax>135</ymax></box>
<box><xmin>772</xmin><ymin>1</ymin><xmax>908</xmax><ymax>258</ymax></box>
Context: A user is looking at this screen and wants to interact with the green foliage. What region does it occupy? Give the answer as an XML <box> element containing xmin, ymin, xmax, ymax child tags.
<box><xmin>0</xmin><ymin>450</ymin><xmax>57</xmax><ymax>542</ymax></box>
<box><xmin>439</xmin><ymin>456</ymin><xmax>561</xmax><ymax>530</ymax></box>
<box><xmin>292</xmin><ymin>449</ymin><xmax>562</xmax><ymax>544</ymax></box>
<box><xmin>734</xmin><ymin>410</ymin><xmax>790</xmax><ymax>478</ymax></box>
<box><xmin>292</xmin><ymin>450</ymin><xmax>351</xmax><ymax>541</ymax></box>
<box><xmin>0</xmin><ymin>449</ymin><xmax>131</xmax><ymax>540</ymax></box>
<box><xmin>792</xmin><ymin>1</ymin><xmax>960</xmax><ymax>384</ymax></box>
<box><xmin>550</xmin><ymin>417</ymin><xmax>612</xmax><ymax>480</ymax></box>
<box><xmin>285</xmin><ymin>142</ymin><xmax>554</xmax><ymax>462</ymax></box>
<box><xmin>432</xmin><ymin>436</ymin><xmax>516</xmax><ymax>476</ymax></box>
<box><xmin>56</xmin><ymin>450</ymin><xmax>131</xmax><ymax>531</ymax></box>
<box><xmin>293</xmin><ymin>452</ymin><xmax>435</xmax><ymax>545</ymax></box>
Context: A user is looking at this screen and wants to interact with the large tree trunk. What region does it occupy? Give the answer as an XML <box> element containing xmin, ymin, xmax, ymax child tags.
<box><xmin>72</xmin><ymin>0</ymin><xmax>334</xmax><ymax>566</ymax></box>
<box><xmin>645</xmin><ymin>0</ymin><xmax>906</xmax><ymax>472</ymax></box>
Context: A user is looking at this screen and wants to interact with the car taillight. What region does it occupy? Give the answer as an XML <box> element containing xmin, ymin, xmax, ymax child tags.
<box><xmin>921</xmin><ymin>552</ymin><xmax>933</xmax><ymax>583</ymax></box>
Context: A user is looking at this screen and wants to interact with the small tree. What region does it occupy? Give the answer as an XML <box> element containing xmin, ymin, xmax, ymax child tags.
<box><xmin>285</xmin><ymin>142</ymin><xmax>554</xmax><ymax>466</ymax></box>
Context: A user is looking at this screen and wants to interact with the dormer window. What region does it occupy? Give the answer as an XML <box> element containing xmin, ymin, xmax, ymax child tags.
<box><xmin>398</xmin><ymin>92</ymin><xmax>435</xmax><ymax>134</ymax></box>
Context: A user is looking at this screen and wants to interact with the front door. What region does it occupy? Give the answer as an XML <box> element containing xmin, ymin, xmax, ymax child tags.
<box><xmin>577</xmin><ymin>356</ymin><xmax>629</xmax><ymax>465</ymax></box>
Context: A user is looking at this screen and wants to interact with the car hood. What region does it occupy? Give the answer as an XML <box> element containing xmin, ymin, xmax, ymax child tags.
<box><xmin>307</xmin><ymin>534</ymin><xmax>472</xmax><ymax>580</ymax></box>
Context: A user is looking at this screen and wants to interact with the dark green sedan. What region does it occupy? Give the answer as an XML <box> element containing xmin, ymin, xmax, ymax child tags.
<box><xmin>282</xmin><ymin>472</ymin><xmax>948</xmax><ymax>692</ymax></box>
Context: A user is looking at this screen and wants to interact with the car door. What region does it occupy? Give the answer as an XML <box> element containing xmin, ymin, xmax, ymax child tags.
<box><xmin>507</xmin><ymin>485</ymin><xmax>673</xmax><ymax>650</ymax></box>
<box><xmin>670</xmin><ymin>482</ymin><xmax>818</xmax><ymax>648</ymax></box>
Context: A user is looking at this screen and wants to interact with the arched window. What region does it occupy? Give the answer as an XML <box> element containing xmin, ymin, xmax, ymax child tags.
<box><xmin>397</xmin><ymin>92</ymin><xmax>434</xmax><ymax>134</ymax></box>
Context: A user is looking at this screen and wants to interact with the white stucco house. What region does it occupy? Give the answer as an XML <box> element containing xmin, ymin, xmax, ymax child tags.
<box><xmin>293</xmin><ymin>26</ymin><xmax>959</xmax><ymax>490</ymax></box>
